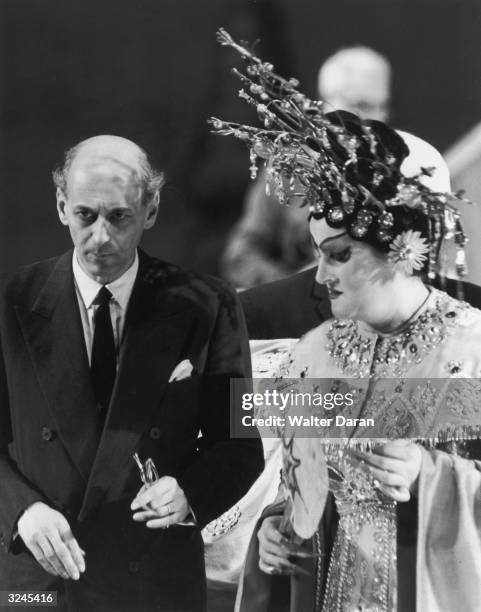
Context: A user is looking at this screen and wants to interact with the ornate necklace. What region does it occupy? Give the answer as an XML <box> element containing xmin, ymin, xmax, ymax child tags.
<box><xmin>326</xmin><ymin>289</ymin><xmax>469</xmax><ymax>378</ymax></box>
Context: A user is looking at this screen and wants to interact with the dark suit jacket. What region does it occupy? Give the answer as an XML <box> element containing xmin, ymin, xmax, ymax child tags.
<box><xmin>240</xmin><ymin>266</ymin><xmax>481</xmax><ymax>339</ymax></box>
<box><xmin>0</xmin><ymin>250</ymin><xmax>263</xmax><ymax>611</ymax></box>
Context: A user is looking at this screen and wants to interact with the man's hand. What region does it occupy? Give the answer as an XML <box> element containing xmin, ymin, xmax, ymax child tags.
<box><xmin>258</xmin><ymin>516</ymin><xmax>311</xmax><ymax>576</ymax></box>
<box><xmin>17</xmin><ymin>502</ymin><xmax>85</xmax><ymax>580</ymax></box>
<box><xmin>131</xmin><ymin>476</ymin><xmax>190</xmax><ymax>528</ymax></box>
<box><xmin>356</xmin><ymin>440</ymin><xmax>423</xmax><ymax>502</ymax></box>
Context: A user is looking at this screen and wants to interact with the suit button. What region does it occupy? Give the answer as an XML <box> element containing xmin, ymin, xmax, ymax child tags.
<box><xmin>41</xmin><ymin>427</ymin><xmax>55</xmax><ymax>442</ymax></box>
<box><xmin>128</xmin><ymin>561</ymin><xmax>140</xmax><ymax>574</ymax></box>
<box><xmin>149</xmin><ymin>427</ymin><xmax>161</xmax><ymax>440</ymax></box>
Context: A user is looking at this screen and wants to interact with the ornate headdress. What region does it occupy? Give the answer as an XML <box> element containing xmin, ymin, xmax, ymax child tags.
<box><xmin>210</xmin><ymin>29</ymin><xmax>469</xmax><ymax>280</ymax></box>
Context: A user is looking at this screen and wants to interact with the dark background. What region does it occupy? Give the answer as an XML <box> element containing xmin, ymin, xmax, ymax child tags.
<box><xmin>1</xmin><ymin>0</ymin><xmax>480</xmax><ymax>274</ymax></box>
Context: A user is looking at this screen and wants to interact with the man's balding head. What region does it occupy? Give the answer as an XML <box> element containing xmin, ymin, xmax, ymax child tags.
<box><xmin>55</xmin><ymin>135</ymin><xmax>162</xmax><ymax>283</ymax></box>
<box><xmin>318</xmin><ymin>46</ymin><xmax>391</xmax><ymax>122</ymax></box>
<box><xmin>53</xmin><ymin>135</ymin><xmax>164</xmax><ymax>206</ymax></box>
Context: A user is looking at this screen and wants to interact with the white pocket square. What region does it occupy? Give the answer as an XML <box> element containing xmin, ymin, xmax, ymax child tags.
<box><xmin>169</xmin><ymin>359</ymin><xmax>194</xmax><ymax>383</ymax></box>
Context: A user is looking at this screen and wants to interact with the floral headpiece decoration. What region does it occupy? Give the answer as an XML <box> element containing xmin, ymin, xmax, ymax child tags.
<box><xmin>210</xmin><ymin>29</ymin><xmax>469</xmax><ymax>280</ymax></box>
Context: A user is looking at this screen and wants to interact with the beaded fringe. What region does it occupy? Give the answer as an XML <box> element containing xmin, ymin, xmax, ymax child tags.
<box><xmin>317</xmin><ymin>424</ymin><xmax>481</xmax><ymax>452</ymax></box>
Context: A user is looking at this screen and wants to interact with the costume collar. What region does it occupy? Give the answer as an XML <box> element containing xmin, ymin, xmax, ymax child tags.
<box><xmin>327</xmin><ymin>288</ymin><xmax>473</xmax><ymax>378</ymax></box>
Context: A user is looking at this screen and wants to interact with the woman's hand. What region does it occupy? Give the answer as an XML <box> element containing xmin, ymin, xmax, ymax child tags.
<box><xmin>357</xmin><ymin>440</ymin><xmax>422</xmax><ymax>502</ymax></box>
<box><xmin>258</xmin><ymin>516</ymin><xmax>311</xmax><ymax>576</ymax></box>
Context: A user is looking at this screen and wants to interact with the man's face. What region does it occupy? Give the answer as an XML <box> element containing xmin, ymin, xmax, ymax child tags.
<box><xmin>319</xmin><ymin>54</ymin><xmax>390</xmax><ymax>122</ymax></box>
<box><xmin>57</xmin><ymin>159</ymin><xmax>158</xmax><ymax>283</ymax></box>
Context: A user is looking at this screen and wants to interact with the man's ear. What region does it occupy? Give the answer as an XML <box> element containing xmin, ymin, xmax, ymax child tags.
<box><xmin>144</xmin><ymin>192</ymin><xmax>160</xmax><ymax>229</ymax></box>
<box><xmin>56</xmin><ymin>188</ymin><xmax>69</xmax><ymax>226</ymax></box>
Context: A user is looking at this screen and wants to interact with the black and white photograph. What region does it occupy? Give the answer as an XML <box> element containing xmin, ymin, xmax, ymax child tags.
<box><xmin>1</xmin><ymin>1</ymin><xmax>481</xmax><ymax>611</ymax></box>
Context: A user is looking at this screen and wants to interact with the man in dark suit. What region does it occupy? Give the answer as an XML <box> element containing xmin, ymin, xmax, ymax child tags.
<box><xmin>240</xmin><ymin>265</ymin><xmax>481</xmax><ymax>339</ymax></box>
<box><xmin>0</xmin><ymin>135</ymin><xmax>263</xmax><ymax>611</ymax></box>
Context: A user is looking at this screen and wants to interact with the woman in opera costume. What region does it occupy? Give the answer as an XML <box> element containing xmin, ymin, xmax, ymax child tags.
<box><xmin>212</xmin><ymin>31</ymin><xmax>481</xmax><ymax>612</ymax></box>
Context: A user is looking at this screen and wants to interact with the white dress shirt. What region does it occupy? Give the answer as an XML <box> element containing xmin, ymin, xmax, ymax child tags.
<box><xmin>72</xmin><ymin>250</ymin><xmax>139</xmax><ymax>365</ymax></box>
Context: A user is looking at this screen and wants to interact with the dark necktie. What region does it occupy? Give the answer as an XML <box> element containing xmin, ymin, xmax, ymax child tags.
<box><xmin>91</xmin><ymin>286</ymin><xmax>116</xmax><ymax>420</ymax></box>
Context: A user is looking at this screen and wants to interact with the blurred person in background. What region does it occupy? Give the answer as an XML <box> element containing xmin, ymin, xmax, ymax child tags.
<box><xmin>221</xmin><ymin>46</ymin><xmax>392</xmax><ymax>289</ymax></box>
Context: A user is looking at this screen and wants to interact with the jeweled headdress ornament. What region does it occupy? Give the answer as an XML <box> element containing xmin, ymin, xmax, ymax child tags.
<box><xmin>210</xmin><ymin>29</ymin><xmax>469</xmax><ymax>281</ymax></box>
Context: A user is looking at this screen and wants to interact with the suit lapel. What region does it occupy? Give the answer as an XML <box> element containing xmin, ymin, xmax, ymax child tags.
<box><xmin>79</xmin><ymin>255</ymin><xmax>196</xmax><ymax>518</ymax></box>
<box><xmin>15</xmin><ymin>252</ymin><xmax>100</xmax><ymax>483</ymax></box>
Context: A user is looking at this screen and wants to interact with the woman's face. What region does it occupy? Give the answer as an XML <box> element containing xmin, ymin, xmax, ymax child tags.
<box><xmin>310</xmin><ymin>217</ymin><xmax>396</xmax><ymax>321</ymax></box>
